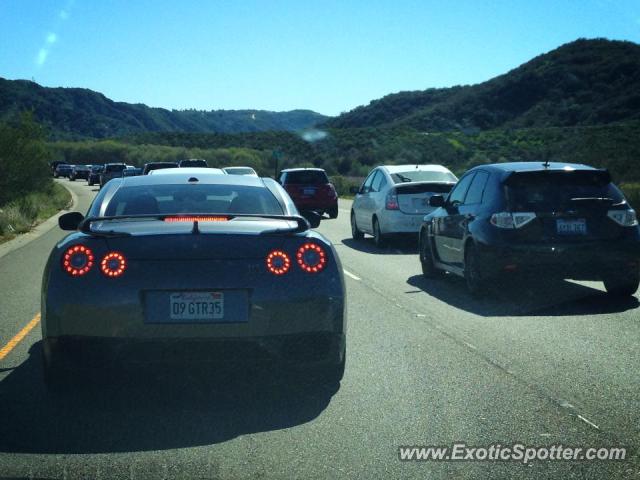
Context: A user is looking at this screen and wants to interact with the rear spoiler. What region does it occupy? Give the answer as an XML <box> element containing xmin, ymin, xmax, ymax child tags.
<box><xmin>79</xmin><ymin>213</ymin><xmax>310</xmax><ymax>237</ymax></box>
<box><xmin>503</xmin><ymin>168</ymin><xmax>611</xmax><ymax>186</ymax></box>
<box><xmin>393</xmin><ymin>181</ymin><xmax>457</xmax><ymax>195</ymax></box>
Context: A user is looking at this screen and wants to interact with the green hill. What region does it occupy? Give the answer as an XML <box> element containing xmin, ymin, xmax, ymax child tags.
<box><xmin>326</xmin><ymin>39</ymin><xmax>640</xmax><ymax>131</ymax></box>
<box><xmin>0</xmin><ymin>78</ymin><xmax>327</xmax><ymax>138</ymax></box>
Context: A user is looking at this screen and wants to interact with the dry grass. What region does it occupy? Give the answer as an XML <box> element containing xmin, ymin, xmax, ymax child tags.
<box><xmin>0</xmin><ymin>182</ymin><xmax>71</xmax><ymax>243</ymax></box>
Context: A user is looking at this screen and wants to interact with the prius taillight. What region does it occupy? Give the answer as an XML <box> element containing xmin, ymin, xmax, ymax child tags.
<box><xmin>62</xmin><ymin>245</ymin><xmax>94</xmax><ymax>276</ymax></box>
<box><xmin>100</xmin><ymin>252</ymin><xmax>127</xmax><ymax>277</ymax></box>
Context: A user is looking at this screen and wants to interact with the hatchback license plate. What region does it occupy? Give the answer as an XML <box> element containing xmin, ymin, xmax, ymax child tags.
<box><xmin>303</xmin><ymin>188</ymin><xmax>316</xmax><ymax>195</ymax></box>
<box><xmin>170</xmin><ymin>292</ymin><xmax>224</xmax><ymax>320</ymax></box>
<box><xmin>556</xmin><ymin>218</ymin><xmax>587</xmax><ymax>235</ymax></box>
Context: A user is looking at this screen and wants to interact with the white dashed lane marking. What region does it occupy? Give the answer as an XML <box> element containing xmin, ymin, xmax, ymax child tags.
<box><xmin>343</xmin><ymin>269</ymin><xmax>361</xmax><ymax>281</ymax></box>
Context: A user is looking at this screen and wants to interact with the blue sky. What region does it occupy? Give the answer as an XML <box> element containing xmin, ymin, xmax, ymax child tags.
<box><xmin>1</xmin><ymin>1</ymin><xmax>639</xmax><ymax>116</ymax></box>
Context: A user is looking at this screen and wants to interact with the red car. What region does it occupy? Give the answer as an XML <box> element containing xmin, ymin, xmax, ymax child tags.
<box><xmin>279</xmin><ymin>168</ymin><xmax>339</xmax><ymax>219</ymax></box>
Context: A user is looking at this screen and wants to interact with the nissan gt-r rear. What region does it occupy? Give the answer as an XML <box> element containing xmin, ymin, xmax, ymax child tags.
<box><xmin>41</xmin><ymin>172</ymin><xmax>346</xmax><ymax>390</ymax></box>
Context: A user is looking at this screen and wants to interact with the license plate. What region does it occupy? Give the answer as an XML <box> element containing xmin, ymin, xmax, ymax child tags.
<box><xmin>303</xmin><ymin>188</ymin><xmax>316</xmax><ymax>195</ymax></box>
<box><xmin>170</xmin><ymin>292</ymin><xmax>224</xmax><ymax>320</ymax></box>
<box><xmin>556</xmin><ymin>218</ymin><xmax>587</xmax><ymax>235</ymax></box>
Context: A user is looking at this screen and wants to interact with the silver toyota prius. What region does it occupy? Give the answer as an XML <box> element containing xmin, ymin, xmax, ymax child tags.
<box><xmin>41</xmin><ymin>171</ymin><xmax>346</xmax><ymax>390</ymax></box>
<box><xmin>351</xmin><ymin>164</ymin><xmax>458</xmax><ymax>247</ymax></box>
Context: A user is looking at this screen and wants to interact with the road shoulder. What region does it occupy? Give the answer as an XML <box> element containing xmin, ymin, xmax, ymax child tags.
<box><xmin>0</xmin><ymin>181</ymin><xmax>78</xmax><ymax>261</ymax></box>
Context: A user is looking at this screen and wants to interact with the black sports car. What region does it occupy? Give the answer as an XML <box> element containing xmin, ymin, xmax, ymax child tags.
<box><xmin>42</xmin><ymin>171</ymin><xmax>346</xmax><ymax>390</ymax></box>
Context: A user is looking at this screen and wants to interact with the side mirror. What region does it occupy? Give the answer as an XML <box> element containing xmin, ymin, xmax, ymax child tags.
<box><xmin>349</xmin><ymin>186</ymin><xmax>360</xmax><ymax>195</ymax></box>
<box><xmin>59</xmin><ymin>212</ymin><xmax>84</xmax><ymax>230</ymax></box>
<box><xmin>429</xmin><ymin>195</ymin><xmax>445</xmax><ymax>208</ymax></box>
<box><xmin>301</xmin><ymin>210</ymin><xmax>322</xmax><ymax>228</ymax></box>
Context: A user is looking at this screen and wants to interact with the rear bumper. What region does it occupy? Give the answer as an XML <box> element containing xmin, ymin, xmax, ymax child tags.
<box><xmin>478</xmin><ymin>240</ymin><xmax>640</xmax><ymax>279</ymax></box>
<box><xmin>43</xmin><ymin>332</ymin><xmax>345</xmax><ymax>368</ymax></box>
<box><xmin>379</xmin><ymin>210</ymin><xmax>429</xmax><ymax>234</ymax></box>
<box><xmin>291</xmin><ymin>198</ymin><xmax>338</xmax><ymax>211</ymax></box>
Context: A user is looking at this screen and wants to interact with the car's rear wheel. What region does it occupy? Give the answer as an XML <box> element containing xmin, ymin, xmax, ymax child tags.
<box><xmin>328</xmin><ymin>206</ymin><xmax>338</xmax><ymax>219</ymax></box>
<box><xmin>420</xmin><ymin>229</ymin><xmax>440</xmax><ymax>278</ymax></box>
<box><xmin>373</xmin><ymin>217</ymin><xmax>386</xmax><ymax>248</ymax></box>
<box><xmin>464</xmin><ymin>243</ymin><xmax>487</xmax><ymax>296</ymax></box>
<box><xmin>603</xmin><ymin>268</ymin><xmax>640</xmax><ymax>296</ymax></box>
<box><xmin>69</xmin><ymin>176</ymin><xmax>75</xmax><ymax>182</ymax></box>
<box><xmin>351</xmin><ymin>211</ymin><xmax>364</xmax><ymax>240</ymax></box>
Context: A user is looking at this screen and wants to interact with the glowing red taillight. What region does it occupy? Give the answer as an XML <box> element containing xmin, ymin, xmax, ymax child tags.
<box><xmin>266</xmin><ymin>250</ymin><xmax>291</xmax><ymax>275</ymax></box>
<box><xmin>385</xmin><ymin>191</ymin><xmax>399</xmax><ymax>210</ymax></box>
<box><xmin>296</xmin><ymin>243</ymin><xmax>326</xmax><ymax>273</ymax></box>
<box><xmin>100</xmin><ymin>252</ymin><xmax>127</xmax><ymax>277</ymax></box>
<box><xmin>164</xmin><ymin>216</ymin><xmax>229</xmax><ymax>222</ymax></box>
<box><xmin>62</xmin><ymin>245</ymin><xmax>94</xmax><ymax>276</ymax></box>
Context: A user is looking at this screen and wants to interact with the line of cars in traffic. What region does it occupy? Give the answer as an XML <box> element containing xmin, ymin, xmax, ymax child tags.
<box><xmin>349</xmin><ymin>162</ymin><xmax>640</xmax><ymax>297</ymax></box>
<box><xmin>51</xmin><ymin>159</ymin><xmax>260</xmax><ymax>187</ymax></box>
<box><xmin>51</xmin><ymin>160</ymin><xmax>340</xmax><ymax>219</ymax></box>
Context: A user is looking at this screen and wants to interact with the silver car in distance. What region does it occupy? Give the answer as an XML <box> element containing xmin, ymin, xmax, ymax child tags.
<box><xmin>42</xmin><ymin>171</ymin><xmax>346</xmax><ymax>390</ymax></box>
<box><xmin>350</xmin><ymin>164</ymin><xmax>458</xmax><ymax>247</ymax></box>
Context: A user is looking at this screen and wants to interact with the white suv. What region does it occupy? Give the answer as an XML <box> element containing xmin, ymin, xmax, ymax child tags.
<box><xmin>351</xmin><ymin>164</ymin><xmax>457</xmax><ymax>247</ymax></box>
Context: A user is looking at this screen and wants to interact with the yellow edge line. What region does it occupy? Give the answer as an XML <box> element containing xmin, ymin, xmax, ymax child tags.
<box><xmin>0</xmin><ymin>313</ymin><xmax>41</xmax><ymax>361</ymax></box>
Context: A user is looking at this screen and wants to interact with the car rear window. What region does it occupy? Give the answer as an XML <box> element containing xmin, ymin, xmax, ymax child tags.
<box><xmin>225</xmin><ymin>167</ymin><xmax>256</xmax><ymax>175</ymax></box>
<box><xmin>180</xmin><ymin>160</ymin><xmax>208</xmax><ymax>168</ymax></box>
<box><xmin>104</xmin><ymin>184</ymin><xmax>284</xmax><ymax>216</ymax></box>
<box><xmin>506</xmin><ymin>170</ymin><xmax>625</xmax><ymax>211</ymax></box>
<box><xmin>391</xmin><ymin>170</ymin><xmax>457</xmax><ymax>184</ymax></box>
<box><xmin>105</xmin><ymin>164</ymin><xmax>126</xmax><ymax>173</ymax></box>
<box><xmin>284</xmin><ymin>170</ymin><xmax>329</xmax><ymax>184</ymax></box>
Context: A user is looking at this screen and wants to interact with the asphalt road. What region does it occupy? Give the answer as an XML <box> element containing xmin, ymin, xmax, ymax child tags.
<box><xmin>0</xmin><ymin>180</ymin><xmax>638</xmax><ymax>479</ymax></box>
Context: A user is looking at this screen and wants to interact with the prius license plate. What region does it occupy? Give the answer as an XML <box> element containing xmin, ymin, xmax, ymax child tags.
<box><xmin>169</xmin><ymin>292</ymin><xmax>224</xmax><ymax>321</ymax></box>
<box><xmin>556</xmin><ymin>218</ymin><xmax>587</xmax><ymax>235</ymax></box>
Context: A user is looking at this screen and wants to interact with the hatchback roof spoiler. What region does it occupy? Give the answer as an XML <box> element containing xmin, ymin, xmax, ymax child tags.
<box><xmin>503</xmin><ymin>168</ymin><xmax>611</xmax><ymax>185</ymax></box>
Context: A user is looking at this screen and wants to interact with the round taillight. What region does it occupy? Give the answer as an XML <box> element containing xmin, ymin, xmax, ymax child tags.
<box><xmin>100</xmin><ymin>252</ymin><xmax>127</xmax><ymax>277</ymax></box>
<box><xmin>266</xmin><ymin>250</ymin><xmax>291</xmax><ymax>275</ymax></box>
<box><xmin>62</xmin><ymin>245</ymin><xmax>94</xmax><ymax>276</ymax></box>
<box><xmin>296</xmin><ymin>243</ymin><xmax>326</xmax><ymax>273</ymax></box>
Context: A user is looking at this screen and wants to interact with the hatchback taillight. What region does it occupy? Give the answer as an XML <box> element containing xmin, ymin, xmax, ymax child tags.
<box><xmin>62</xmin><ymin>245</ymin><xmax>94</xmax><ymax>276</ymax></box>
<box><xmin>490</xmin><ymin>212</ymin><xmax>537</xmax><ymax>229</ymax></box>
<box><xmin>385</xmin><ymin>191</ymin><xmax>399</xmax><ymax>210</ymax></box>
<box><xmin>607</xmin><ymin>209</ymin><xmax>638</xmax><ymax>227</ymax></box>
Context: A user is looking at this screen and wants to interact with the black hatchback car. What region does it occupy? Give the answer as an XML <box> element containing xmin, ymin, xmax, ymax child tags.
<box><xmin>419</xmin><ymin>162</ymin><xmax>640</xmax><ymax>296</ymax></box>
